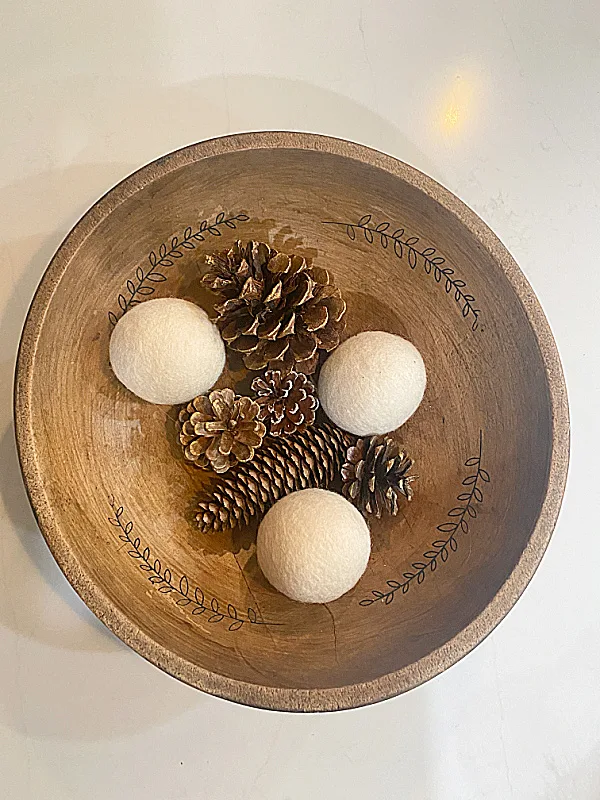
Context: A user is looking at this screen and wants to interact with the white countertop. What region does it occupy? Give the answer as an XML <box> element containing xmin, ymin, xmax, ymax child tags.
<box><xmin>1</xmin><ymin>2</ymin><xmax>598</xmax><ymax>798</ymax></box>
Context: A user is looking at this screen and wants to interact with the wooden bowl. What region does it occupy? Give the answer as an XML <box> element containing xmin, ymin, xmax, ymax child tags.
<box><xmin>15</xmin><ymin>133</ymin><xmax>569</xmax><ymax>711</ymax></box>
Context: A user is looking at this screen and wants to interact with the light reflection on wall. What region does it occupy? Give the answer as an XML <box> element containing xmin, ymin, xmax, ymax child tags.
<box><xmin>439</xmin><ymin>74</ymin><xmax>477</xmax><ymax>135</ymax></box>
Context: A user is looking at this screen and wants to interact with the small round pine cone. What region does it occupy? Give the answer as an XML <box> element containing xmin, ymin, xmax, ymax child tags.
<box><xmin>178</xmin><ymin>388</ymin><xmax>266</xmax><ymax>474</ymax></box>
<box><xmin>251</xmin><ymin>368</ymin><xmax>318</xmax><ymax>436</ymax></box>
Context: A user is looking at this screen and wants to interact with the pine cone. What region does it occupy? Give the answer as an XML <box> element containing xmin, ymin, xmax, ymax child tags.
<box><xmin>251</xmin><ymin>368</ymin><xmax>318</xmax><ymax>436</ymax></box>
<box><xmin>195</xmin><ymin>423</ymin><xmax>351</xmax><ymax>532</ymax></box>
<box><xmin>178</xmin><ymin>388</ymin><xmax>266</xmax><ymax>474</ymax></box>
<box><xmin>203</xmin><ymin>240</ymin><xmax>346</xmax><ymax>374</ymax></box>
<box><xmin>341</xmin><ymin>436</ymin><xmax>415</xmax><ymax>517</ymax></box>
<box><xmin>203</xmin><ymin>240</ymin><xmax>271</xmax><ymax>298</ymax></box>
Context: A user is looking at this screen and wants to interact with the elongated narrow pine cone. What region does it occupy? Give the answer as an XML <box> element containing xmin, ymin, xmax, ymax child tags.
<box><xmin>196</xmin><ymin>422</ymin><xmax>352</xmax><ymax>532</ymax></box>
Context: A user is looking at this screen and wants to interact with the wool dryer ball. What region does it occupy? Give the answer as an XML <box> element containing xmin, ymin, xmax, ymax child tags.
<box><xmin>109</xmin><ymin>298</ymin><xmax>225</xmax><ymax>404</ymax></box>
<box><xmin>257</xmin><ymin>489</ymin><xmax>371</xmax><ymax>604</ymax></box>
<box><xmin>318</xmin><ymin>331</ymin><xmax>426</xmax><ymax>436</ymax></box>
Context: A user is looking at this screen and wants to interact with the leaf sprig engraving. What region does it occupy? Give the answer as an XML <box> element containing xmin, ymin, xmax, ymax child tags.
<box><xmin>360</xmin><ymin>431</ymin><xmax>488</xmax><ymax>607</ymax></box>
<box><xmin>108</xmin><ymin>212</ymin><xmax>249</xmax><ymax>325</ymax></box>
<box><xmin>323</xmin><ymin>214</ymin><xmax>480</xmax><ymax>331</ymax></box>
<box><xmin>108</xmin><ymin>496</ymin><xmax>275</xmax><ymax>630</ymax></box>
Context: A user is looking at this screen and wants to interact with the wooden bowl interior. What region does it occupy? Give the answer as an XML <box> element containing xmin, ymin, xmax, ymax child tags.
<box><xmin>19</xmin><ymin>143</ymin><xmax>555</xmax><ymax>705</ymax></box>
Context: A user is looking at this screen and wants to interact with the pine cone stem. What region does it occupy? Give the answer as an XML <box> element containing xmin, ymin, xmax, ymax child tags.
<box><xmin>196</xmin><ymin>422</ymin><xmax>352</xmax><ymax>532</ymax></box>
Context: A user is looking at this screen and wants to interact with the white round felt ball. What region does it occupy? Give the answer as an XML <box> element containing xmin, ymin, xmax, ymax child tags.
<box><xmin>257</xmin><ymin>489</ymin><xmax>371</xmax><ymax>604</ymax></box>
<box><xmin>318</xmin><ymin>331</ymin><xmax>426</xmax><ymax>436</ymax></box>
<box><xmin>109</xmin><ymin>298</ymin><xmax>225</xmax><ymax>404</ymax></box>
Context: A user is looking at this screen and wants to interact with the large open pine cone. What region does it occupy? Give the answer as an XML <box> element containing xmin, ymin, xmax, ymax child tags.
<box><xmin>341</xmin><ymin>435</ymin><xmax>415</xmax><ymax>517</ymax></box>
<box><xmin>178</xmin><ymin>388</ymin><xmax>266</xmax><ymax>474</ymax></box>
<box><xmin>251</xmin><ymin>368</ymin><xmax>318</xmax><ymax>436</ymax></box>
<box><xmin>203</xmin><ymin>240</ymin><xmax>346</xmax><ymax>374</ymax></box>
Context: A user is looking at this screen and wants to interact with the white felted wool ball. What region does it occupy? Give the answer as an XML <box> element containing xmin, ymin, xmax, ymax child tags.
<box><xmin>318</xmin><ymin>331</ymin><xmax>426</xmax><ymax>436</ymax></box>
<box><xmin>109</xmin><ymin>298</ymin><xmax>225</xmax><ymax>404</ymax></box>
<box><xmin>257</xmin><ymin>489</ymin><xmax>371</xmax><ymax>604</ymax></box>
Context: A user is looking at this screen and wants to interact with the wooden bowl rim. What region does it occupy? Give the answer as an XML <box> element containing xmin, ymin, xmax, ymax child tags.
<box><xmin>14</xmin><ymin>132</ymin><xmax>570</xmax><ymax>711</ymax></box>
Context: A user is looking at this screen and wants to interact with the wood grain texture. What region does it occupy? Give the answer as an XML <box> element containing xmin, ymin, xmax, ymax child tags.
<box><xmin>14</xmin><ymin>133</ymin><xmax>569</xmax><ymax>711</ymax></box>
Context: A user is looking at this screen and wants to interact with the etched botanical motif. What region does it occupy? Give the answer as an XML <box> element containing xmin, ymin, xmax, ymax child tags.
<box><xmin>108</xmin><ymin>497</ymin><xmax>277</xmax><ymax>630</ymax></box>
<box><xmin>108</xmin><ymin>212</ymin><xmax>249</xmax><ymax>324</ymax></box>
<box><xmin>323</xmin><ymin>214</ymin><xmax>480</xmax><ymax>330</ymax></box>
<box><xmin>360</xmin><ymin>431</ymin><xmax>488</xmax><ymax>606</ymax></box>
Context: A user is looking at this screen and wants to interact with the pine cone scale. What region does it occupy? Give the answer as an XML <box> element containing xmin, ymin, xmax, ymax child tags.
<box><xmin>302</xmin><ymin>303</ymin><xmax>329</xmax><ymax>331</ymax></box>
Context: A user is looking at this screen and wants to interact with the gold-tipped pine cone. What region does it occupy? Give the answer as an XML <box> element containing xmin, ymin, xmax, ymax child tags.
<box><xmin>178</xmin><ymin>388</ymin><xmax>266</xmax><ymax>474</ymax></box>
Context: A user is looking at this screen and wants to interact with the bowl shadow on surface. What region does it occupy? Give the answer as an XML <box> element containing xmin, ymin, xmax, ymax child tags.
<box><xmin>0</xmin><ymin>222</ymin><xmax>122</xmax><ymax>653</ymax></box>
<box><xmin>0</xmin><ymin>219</ymin><xmax>206</xmax><ymax>739</ymax></box>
